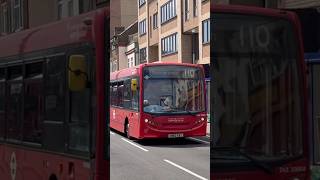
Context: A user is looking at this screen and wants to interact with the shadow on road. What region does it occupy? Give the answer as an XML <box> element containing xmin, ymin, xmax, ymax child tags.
<box><xmin>136</xmin><ymin>138</ymin><xmax>209</xmax><ymax>148</ymax></box>
<box><xmin>110</xmin><ymin>129</ymin><xmax>209</xmax><ymax>148</ymax></box>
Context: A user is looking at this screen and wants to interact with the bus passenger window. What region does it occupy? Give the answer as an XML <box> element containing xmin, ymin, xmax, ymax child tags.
<box><xmin>123</xmin><ymin>79</ymin><xmax>132</xmax><ymax>109</ymax></box>
<box><xmin>68</xmin><ymin>56</ymin><xmax>90</xmax><ymax>152</ymax></box>
<box><xmin>23</xmin><ymin>62</ymin><xmax>43</xmax><ymax>144</ymax></box>
<box><xmin>45</xmin><ymin>56</ymin><xmax>66</xmax><ymax>122</ymax></box>
<box><xmin>7</xmin><ymin>65</ymin><xmax>23</xmax><ymax>141</ymax></box>
<box><xmin>132</xmin><ymin>78</ymin><xmax>139</xmax><ymax>111</ymax></box>
<box><xmin>117</xmin><ymin>82</ymin><xmax>124</xmax><ymax>107</ymax></box>
<box><xmin>111</xmin><ymin>83</ymin><xmax>117</xmax><ymax>106</ymax></box>
<box><xmin>0</xmin><ymin>68</ymin><xmax>5</xmax><ymax>139</ymax></box>
<box><xmin>43</xmin><ymin>56</ymin><xmax>66</xmax><ymax>152</ymax></box>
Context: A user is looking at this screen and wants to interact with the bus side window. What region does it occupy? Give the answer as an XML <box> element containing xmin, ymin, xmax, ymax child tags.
<box><xmin>117</xmin><ymin>82</ymin><xmax>124</xmax><ymax>107</ymax></box>
<box><xmin>23</xmin><ymin>62</ymin><xmax>44</xmax><ymax>144</ymax></box>
<box><xmin>43</xmin><ymin>55</ymin><xmax>66</xmax><ymax>152</ymax></box>
<box><xmin>132</xmin><ymin>78</ymin><xmax>139</xmax><ymax>111</ymax></box>
<box><xmin>7</xmin><ymin>65</ymin><xmax>23</xmax><ymax>141</ymax></box>
<box><xmin>68</xmin><ymin>54</ymin><xmax>90</xmax><ymax>153</ymax></box>
<box><xmin>0</xmin><ymin>68</ymin><xmax>5</xmax><ymax>140</ymax></box>
<box><xmin>111</xmin><ymin>83</ymin><xmax>117</xmax><ymax>106</ymax></box>
<box><xmin>123</xmin><ymin>79</ymin><xmax>132</xmax><ymax>109</ymax></box>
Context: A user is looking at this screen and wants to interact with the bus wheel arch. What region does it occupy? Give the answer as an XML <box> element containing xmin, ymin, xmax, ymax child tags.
<box><xmin>49</xmin><ymin>174</ymin><xmax>58</xmax><ymax>180</ymax></box>
<box><xmin>124</xmin><ymin>118</ymin><xmax>131</xmax><ymax>139</ymax></box>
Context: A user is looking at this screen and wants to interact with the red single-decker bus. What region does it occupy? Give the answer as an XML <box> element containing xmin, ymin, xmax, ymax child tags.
<box><xmin>0</xmin><ymin>7</ymin><xmax>110</xmax><ymax>180</ymax></box>
<box><xmin>110</xmin><ymin>63</ymin><xmax>207</xmax><ymax>139</ymax></box>
<box><xmin>211</xmin><ymin>5</ymin><xmax>309</xmax><ymax>180</ymax></box>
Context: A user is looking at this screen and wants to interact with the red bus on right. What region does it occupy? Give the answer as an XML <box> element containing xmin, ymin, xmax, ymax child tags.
<box><xmin>211</xmin><ymin>5</ymin><xmax>310</xmax><ymax>180</ymax></box>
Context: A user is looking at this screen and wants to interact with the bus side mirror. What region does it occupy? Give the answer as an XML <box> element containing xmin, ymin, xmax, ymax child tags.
<box><xmin>131</xmin><ymin>78</ymin><xmax>137</xmax><ymax>91</ymax></box>
<box><xmin>68</xmin><ymin>55</ymin><xmax>87</xmax><ymax>92</ymax></box>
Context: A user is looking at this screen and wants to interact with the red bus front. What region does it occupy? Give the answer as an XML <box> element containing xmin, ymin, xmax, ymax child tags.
<box><xmin>138</xmin><ymin>64</ymin><xmax>207</xmax><ymax>139</ymax></box>
<box><xmin>211</xmin><ymin>5</ymin><xmax>309</xmax><ymax>180</ymax></box>
<box><xmin>110</xmin><ymin>63</ymin><xmax>207</xmax><ymax>139</ymax></box>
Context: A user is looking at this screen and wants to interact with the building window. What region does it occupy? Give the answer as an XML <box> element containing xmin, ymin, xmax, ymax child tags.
<box><xmin>128</xmin><ymin>57</ymin><xmax>135</xmax><ymax>68</ymax></box>
<box><xmin>161</xmin><ymin>33</ymin><xmax>177</xmax><ymax>56</ymax></box>
<box><xmin>193</xmin><ymin>0</ymin><xmax>198</xmax><ymax>17</ymax></box>
<box><xmin>153</xmin><ymin>13</ymin><xmax>158</xmax><ymax>29</ymax></box>
<box><xmin>68</xmin><ymin>0</ymin><xmax>74</xmax><ymax>17</ymax></box>
<box><xmin>79</xmin><ymin>0</ymin><xmax>93</xmax><ymax>13</ymax></box>
<box><xmin>12</xmin><ymin>0</ymin><xmax>23</xmax><ymax>31</ymax></box>
<box><xmin>0</xmin><ymin>3</ymin><xmax>8</xmax><ymax>34</ymax></box>
<box><xmin>111</xmin><ymin>61</ymin><xmax>118</xmax><ymax>72</ymax></box>
<box><xmin>149</xmin><ymin>16</ymin><xmax>152</xmax><ymax>37</ymax></box>
<box><xmin>57</xmin><ymin>0</ymin><xmax>63</xmax><ymax>20</ymax></box>
<box><xmin>139</xmin><ymin>0</ymin><xmax>146</xmax><ymax>7</ymax></box>
<box><xmin>202</xmin><ymin>19</ymin><xmax>210</xmax><ymax>44</ymax></box>
<box><xmin>184</xmin><ymin>0</ymin><xmax>189</xmax><ymax>21</ymax></box>
<box><xmin>140</xmin><ymin>48</ymin><xmax>147</xmax><ymax>63</ymax></box>
<box><xmin>139</xmin><ymin>19</ymin><xmax>146</xmax><ymax>36</ymax></box>
<box><xmin>160</xmin><ymin>0</ymin><xmax>176</xmax><ymax>24</ymax></box>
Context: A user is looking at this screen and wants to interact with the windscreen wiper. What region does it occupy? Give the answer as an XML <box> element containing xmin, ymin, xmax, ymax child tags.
<box><xmin>212</xmin><ymin>146</ymin><xmax>273</xmax><ymax>174</ymax></box>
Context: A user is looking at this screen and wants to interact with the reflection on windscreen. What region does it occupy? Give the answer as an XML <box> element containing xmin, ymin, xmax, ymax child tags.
<box><xmin>212</xmin><ymin>13</ymin><xmax>303</xmax><ymax>161</ymax></box>
<box><xmin>143</xmin><ymin>66</ymin><xmax>205</xmax><ymax>114</ymax></box>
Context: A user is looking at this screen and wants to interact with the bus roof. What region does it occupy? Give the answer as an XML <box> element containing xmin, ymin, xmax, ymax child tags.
<box><xmin>110</xmin><ymin>62</ymin><xmax>203</xmax><ymax>81</ymax></box>
<box><xmin>211</xmin><ymin>4</ymin><xmax>298</xmax><ymax>20</ymax></box>
<box><xmin>0</xmin><ymin>7</ymin><xmax>109</xmax><ymax>59</ymax></box>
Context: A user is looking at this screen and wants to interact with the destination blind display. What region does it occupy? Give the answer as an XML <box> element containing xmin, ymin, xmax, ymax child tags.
<box><xmin>212</xmin><ymin>13</ymin><xmax>298</xmax><ymax>58</ymax></box>
<box><xmin>143</xmin><ymin>66</ymin><xmax>202</xmax><ymax>79</ymax></box>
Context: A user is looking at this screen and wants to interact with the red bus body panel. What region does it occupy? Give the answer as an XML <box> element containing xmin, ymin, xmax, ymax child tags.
<box><xmin>211</xmin><ymin>4</ymin><xmax>309</xmax><ymax>180</ymax></box>
<box><xmin>110</xmin><ymin>63</ymin><xmax>207</xmax><ymax>139</ymax></box>
<box><xmin>0</xmin><ymin>8</ymin><xmax>109</xmax><ymax>180</ymax></box>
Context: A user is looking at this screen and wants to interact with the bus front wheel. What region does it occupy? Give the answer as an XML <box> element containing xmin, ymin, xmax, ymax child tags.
<box><xmin>125</xmin><ymin>121</ymin><xmax>132</xmax><ymax>139</ymax></box>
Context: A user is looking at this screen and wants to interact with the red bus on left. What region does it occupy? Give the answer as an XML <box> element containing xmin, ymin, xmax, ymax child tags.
<box><xmin>0</xmin><ymin>7</ymin><xmax>110</xmax><ymax>180</ymax></box>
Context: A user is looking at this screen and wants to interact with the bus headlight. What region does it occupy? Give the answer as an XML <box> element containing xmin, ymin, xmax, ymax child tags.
<box><xmin>145</xmin><ymin>119</ymin><xmax>149</xmax><ymax>123</ymax></box>
<box><xmin>201</xmin><ymin>117</ymin><xmax>205</xmax><ymax>121</ymax></box>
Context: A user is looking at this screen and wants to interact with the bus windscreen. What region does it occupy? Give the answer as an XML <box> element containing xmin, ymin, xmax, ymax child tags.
<box><xmin>212</xmin><ymin>13</ymin><xmax>303</xmax><ymax>163</ymax></box>
<box><xmin>143</xmin><ymin>66</ymin><xmax>205</xmax><ymax>115</ymax></box>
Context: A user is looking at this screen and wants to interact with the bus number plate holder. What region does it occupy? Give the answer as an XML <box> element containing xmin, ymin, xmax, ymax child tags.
<box><xmin>168</xmin><ymin>133</ymin><xmax>184</xmax><ymax>138</ymax></box>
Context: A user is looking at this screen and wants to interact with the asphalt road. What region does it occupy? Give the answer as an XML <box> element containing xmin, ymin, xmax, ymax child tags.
<box><xmin>110</xmin><ymin>130</ymin><xmax>210</xmax><ymax>180</ymax></box>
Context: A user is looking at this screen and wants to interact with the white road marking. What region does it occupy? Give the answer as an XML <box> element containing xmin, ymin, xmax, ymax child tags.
<box><xmin>164</xmin><ymin>159</ymin><xmax>208</xmax><ymax>180</ymax></box>
<box><xmin>188</xmin><ymin>137</ymin><xmax>210</xmax><ymax>144</ymax></box>
<box><xmin>121</xmin><ymin>138</ymin><xmax>149</xmax><ymax>152</ymax></box>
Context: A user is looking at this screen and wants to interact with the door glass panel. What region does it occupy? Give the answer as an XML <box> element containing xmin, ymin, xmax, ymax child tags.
<box><xmin>312</xmin><ymin>64</ymin><xmax>320</xmax><ymax>164</ymax></box>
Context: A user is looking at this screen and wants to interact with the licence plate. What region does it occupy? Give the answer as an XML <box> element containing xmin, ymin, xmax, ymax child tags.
<box><xmin>168</xmin><ymin>133</ymin><xmax>184</xmax><ymax>138</ymax></box>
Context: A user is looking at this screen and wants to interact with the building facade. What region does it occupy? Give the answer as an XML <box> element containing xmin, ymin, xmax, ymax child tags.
<box><xmin>110</xmin><ymin>21</ymin><xmax>138</xmax><ymax>72</ymax></box>
<box><xmin>137</xmin><ymin>0</ymin><xmax>210</xmax><ymax>65</ymax></box>
<box><xmin>126</xmin><ymin>33</ymin><xmax>139</xmax><ymax>68</ymax></box>
<box><xmin>0</xmin><ymin>0</ymin><xmax>108</xmax><ymax>36</ymax></box>
<box><xmin>110</xmin><ymin>0</ymin><xmax>138</xmax><ymax>37</ymax></box>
